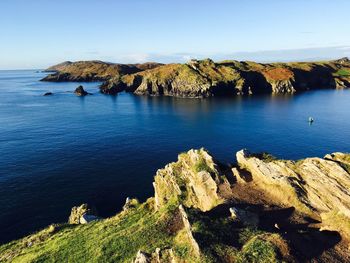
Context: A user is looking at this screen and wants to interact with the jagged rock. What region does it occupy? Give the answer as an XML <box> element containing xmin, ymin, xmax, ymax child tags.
<box><xmin>134</xmin><ymin>250</ymin><xmax>151</xmax><ymax>263</ymax></box>
<box><xmin>335</xmin><ymin>57</ymin><xmax>350</xmax><ymax>64</ymax></box>
<box><xmin>99</xmin><ymin>76</ymin><xmax>124</xmax><ymax>94</ymax></box>
<box><xmin>74</xmin><ymin>85</ymin><xmax>90</xmax><ymax>96</ymax></box>
<box><xmin>178</xmin><ymin>205</ymin><xmax>200</xmax><ymax>257</ymax></box>
<box><xmin>133</xmin><ymin>248</ymin><xmax>176</xmax><ymax>263</ymax></box>
<box><xmin>236</xmin><ymin>149</ymin><xmax>350</xmax><ymax>239</ymax></box>
<box><xmin>43</xmin><ymin>92</ymin><xmax>53</xmax><ymax>96</ymax></box>
<box><xmin>271</xmin><ymin>80</ymin><xmax>296</xmax><ymax>93</ymax></box>
<box><xmin>324</xmin><ymin>152</ymin><xmax>350</xmax><ymax>165</ymax></box>
<box><xmin>153</xmin><ymin>148</ymin><xmax>223</xmax><ymax>211</ymax></box>
<box><xmin>68</xmin><ymin>203</ymin><xmax>97</xmax><ymax>224</ymax></box>
<box><xmin>231</xmin><ymin>167</ymin><xmax>247</xmax><ymax>184</ymax></box>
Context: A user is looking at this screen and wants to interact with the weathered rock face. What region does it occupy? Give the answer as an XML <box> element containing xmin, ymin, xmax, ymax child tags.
<box><xmin>43</xmin><ymin>58</ymin><xmax>350</xmax><ymax>97</ymax></box>
<box><xmin>98</xmin><ymin>57</ymin><xmax>350</xmax><ymax>97</ymax></box>
<box><xmin>68</xmin><ymin>203</ymin><xmax>98</xmax><ymax>224</ymax></box>
<box><xmin>235</xmin><ymin>149</ymin><xmax>350</xmax><ymax>239</ymax></box>
<box><xmin>153</xmin><ymin>148</ymin><xmax>223</xmax><ymax>211</ymax></box>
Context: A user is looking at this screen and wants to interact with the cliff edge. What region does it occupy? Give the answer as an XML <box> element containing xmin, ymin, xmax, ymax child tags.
<box><xmin>1</xmin><ymin>149</ymin><xmax>350</xmax><ymax>262</ymax></box>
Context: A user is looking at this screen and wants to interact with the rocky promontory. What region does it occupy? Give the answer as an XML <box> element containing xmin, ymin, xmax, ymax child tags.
<box><xmin>41</xmin><ymin>60</ymin><xmax>162</xmax><ymax>82</ymax></box>
<box><xmin>1</xmin><ymin>148</ymin><xmax>350</xmax><ymax>262</ymax></box>
<box><xmin>42</xmin><ymin>58</ymin><xmax>350</xmax><ymax>97</ymax></box>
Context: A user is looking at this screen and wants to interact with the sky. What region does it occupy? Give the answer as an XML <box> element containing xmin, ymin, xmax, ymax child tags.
<box><xmin>1</xmin><ymin>0</ymin><xmax>350</xmax><ymax>69</ymax></box>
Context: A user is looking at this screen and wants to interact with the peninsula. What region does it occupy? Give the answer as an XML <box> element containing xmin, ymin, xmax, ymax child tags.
<box><xmin>42</xmin><ymin>58</ymin><xmax>350</xmax><ymax>97</ymax></box>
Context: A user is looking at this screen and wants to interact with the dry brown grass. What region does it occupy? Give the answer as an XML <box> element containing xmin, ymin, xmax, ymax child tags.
<box><xmin>262</xmin><ymin>68</ymin><xmax>294</xmax><ymax>81</ymax></box>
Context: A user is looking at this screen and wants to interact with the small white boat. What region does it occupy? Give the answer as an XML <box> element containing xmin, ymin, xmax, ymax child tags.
<box><xmin>308</xmin><ymin>117</ymin><xmax>314</xmax><ymax>123</ymax></box>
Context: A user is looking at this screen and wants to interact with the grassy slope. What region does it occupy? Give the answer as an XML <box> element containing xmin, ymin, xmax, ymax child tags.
<box><xmin>0</xmin><ymin>199</ymin><xmax>176</xmax><ymax>262</ymax></box>
<box><xmin>0</xmin><ymin>149</ymin><xmax>285</xmax><ymax>263</ymax></box>
<box><xmin>0</xmin><ymin>200</ymin><xmax>281</xmax><ymax>263</ymax></box>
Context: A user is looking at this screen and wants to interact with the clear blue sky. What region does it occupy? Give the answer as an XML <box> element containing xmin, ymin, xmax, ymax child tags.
<box><xmin>1</xmin><ymin>0</ymin><xmax>350</xmax><ymax>69</ymax></box>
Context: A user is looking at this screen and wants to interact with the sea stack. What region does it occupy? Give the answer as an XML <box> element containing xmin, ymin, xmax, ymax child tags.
<box><xmin>74</xmin><ymin>85</ymin><xmax>89</xmax><ymax>96</ymax></box>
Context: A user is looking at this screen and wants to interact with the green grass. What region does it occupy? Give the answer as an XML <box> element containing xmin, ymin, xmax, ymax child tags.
<box><xmin>235</xmin><ymin>236</ymin><xmax>280</xmax><ymax>263</ymax></box>
<box><xmin>194</xmin><ymin>157</ymin><xmax>214</xmax><ymax>173</ymax></box>
<box><xmin>335</xmin><ymin>69</ymin><xmax>350</xmax><ymax>77</ymax></box>
<box><xmin>0</xmin><ymin>199</ymin><xmax>176</xmax><ymax>263</ymax></box>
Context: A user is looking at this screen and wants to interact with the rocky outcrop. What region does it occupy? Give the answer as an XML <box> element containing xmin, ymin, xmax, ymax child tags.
<box><xmin>235</xmin><ymin>149</ymin><xmax>350</xmax><ymax>239</ymax></box>
<box><xmin>74</xmin><ymin>85</ymin><xmax>90</xmax><ymax>96</ymax></box>
<box><xmin>43</xmin><ymin>92</ymin><xmax>53</xmax><ymax>96</ymax></box>
<box><xmin>122</xmin><ymin>197</ymin><xmax>139</xmax><ymax>211</ymax></box>
<box><xmin>68</xmin><ymin>203</ymin><xmax>98</xmax><ymax>224</ymax></box>
<box><xmin>133</xmin><ymin>248</ymin><xmax>176</xmax><ymax>263</ymax></box>
<box><xmin>153</xmin><ymin>148</ymin><xmax>223</xmax><ymax>211</ymax></box>
<box><xmin>3</xmin><ymin>148</ymin><xmax>350</xmax><ymax>262</ymax></box>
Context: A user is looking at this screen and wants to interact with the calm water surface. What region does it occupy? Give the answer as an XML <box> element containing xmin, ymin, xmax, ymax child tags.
<box><xmin>1</xmin><ymin>70</ymin><xmax>350</xmax><ymax>243</ymax></box>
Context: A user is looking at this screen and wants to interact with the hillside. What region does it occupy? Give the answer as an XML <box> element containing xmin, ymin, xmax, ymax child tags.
<box><xmin>1</xmin><ymin>149</ymin><xmax>350</xmax><ymax>262</ymax></box>
<box><xmin>100</xmin><ymin>57</ymin><xmax>350</xmax><ymax>96</ymax></box>
<box><xmin>41</xmin><ymin>61</ymin><xmax>163</xmax><ymax>82</ymax></box>
<box><xmin>42</xmin><ymin>58</ymin><xmax>350</xmax><ymax>97</ymax></box>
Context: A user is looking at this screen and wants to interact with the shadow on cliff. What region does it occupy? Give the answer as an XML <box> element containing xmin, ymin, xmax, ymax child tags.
<box><xmin>292</xmin><ymin>65</ymin><xmax>337</xmax><ymax>91</ymax></box>
<box><xmin>189</xmin><ymin>203</ymin><xmax>341</xmax><ymax>261</ymax></box>
<box><xmin>241</xmin><ymin>71</ymin><xmax>273</xmax><ymax>94</ymax></box>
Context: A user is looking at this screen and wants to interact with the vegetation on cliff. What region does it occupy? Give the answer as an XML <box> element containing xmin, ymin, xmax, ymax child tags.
<box><xmin>99</xmin><ymin>57</ymin><xmax>350</xmax><ymax>97</ymax></box>
<box><xmin>2</xmin><ymin>148</ymin><xmax>350</xmax><ymax>262</ymax></box>
<box><xmin>42</xmin><ymin>58</ymin><xmax>350</xmax><ymax>97</ymax></box>
<box><xmin>41</xmin><ymin>60</ymin><xmax>162</xmax><ymax>82</ymax></box>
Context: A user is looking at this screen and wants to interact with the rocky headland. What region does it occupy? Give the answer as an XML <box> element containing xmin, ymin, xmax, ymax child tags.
<box><xmin>1</xmin><ymin>149</ymin><xmax>350</xmax><ymax>262</ymax></box>
<box><xmin>41</xmin><ymin>60</ymin><xmax>163</xmax><ymax>82</ymax></box>
<box><xmin>42</xmin><ymin>58</ymin><xmax>350</xmax><ymax>97</ymax></box>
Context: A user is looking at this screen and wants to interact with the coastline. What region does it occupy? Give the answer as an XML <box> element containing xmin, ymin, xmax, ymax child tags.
<box><xmin>41</xmin><ymin>58</ymin><xmax>350</xmax><ymax>98</ymax></box>
<box><xmin>1</xmin><ymin>148</ymin><xmax>350</xmax><ymax>262</ymax></box>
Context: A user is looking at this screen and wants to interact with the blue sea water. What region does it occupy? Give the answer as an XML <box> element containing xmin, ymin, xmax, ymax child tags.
<box><xmin>1</xmin><ymin>70</ymin><xmax>350</xmax><ymax>243</ymax></box>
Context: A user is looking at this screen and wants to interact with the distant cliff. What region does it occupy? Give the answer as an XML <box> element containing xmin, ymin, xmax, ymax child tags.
<box><xmin>1</xmin><ymin>149</ymin><xmax>350</xmax><ymax>262</ymax></box>
<box><xmin>42</xmin><ymin>58</ymin><xmax>350</xmax><ymax>97</ymax></box>
<box><xmin>41</xmin><ymin>60</ymin><xmax>163</xmax><ymax>82</ymax></box>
